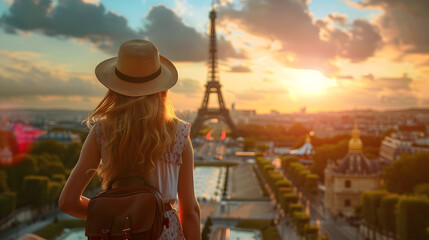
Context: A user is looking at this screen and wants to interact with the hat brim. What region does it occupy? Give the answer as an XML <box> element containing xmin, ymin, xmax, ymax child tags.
<box><xmin>95</xmin><ymin>55</ymin><xmax>178</xmax><ymax>97</ymax></box>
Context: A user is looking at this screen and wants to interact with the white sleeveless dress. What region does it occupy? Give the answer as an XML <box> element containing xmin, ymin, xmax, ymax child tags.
<box><xmin>95</xmin><ymin>120</ymin><xmax>190</xmax><ymax>239</ymax></box>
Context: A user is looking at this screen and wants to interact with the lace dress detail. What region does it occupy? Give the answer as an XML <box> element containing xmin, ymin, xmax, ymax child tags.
<box><xmin>162</xmin><ymin>121</ymin><xmax>191</xmax><ymax>165</ymax></box>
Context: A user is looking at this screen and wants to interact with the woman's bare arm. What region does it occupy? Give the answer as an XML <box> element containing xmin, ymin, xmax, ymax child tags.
<box><xmin>59</xmin><ymin>127</ymin><xmax>101</xmax><ymax>219</ymax></box>
<box><xmin>178</xmin><ymin>137</ymin><xmax>201</xmax><ymax>239</ymax></box>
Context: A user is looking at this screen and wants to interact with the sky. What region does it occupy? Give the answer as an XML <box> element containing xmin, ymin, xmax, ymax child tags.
<box><xmin>0</xmin><ymin>0</ymin><xmax>428</xmax><ymax>113</ymax></box>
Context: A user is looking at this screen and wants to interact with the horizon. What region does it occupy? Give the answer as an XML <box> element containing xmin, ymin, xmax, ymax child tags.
<box><xmin>1</xmin><ymin>105</ymin><xmax>429</xmax><ymax>115</ymax></box>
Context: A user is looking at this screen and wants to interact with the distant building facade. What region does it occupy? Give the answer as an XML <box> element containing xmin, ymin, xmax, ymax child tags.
<box><xmin>379</xmin><ymin>135</ymin><xmax>429</xmax><ymax>163</ymax></box>
<box><xmin>324</xmin><ymin>122</ymin><xmax>382</xmax><ymax>216</ymax></box>
<box><xmin>37</xmin><ymin>131</ymin><xmax>81</xmax><ymax>145</ymax></box>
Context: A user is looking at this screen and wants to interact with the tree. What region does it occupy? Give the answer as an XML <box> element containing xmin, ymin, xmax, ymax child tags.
<box><xmin>304</xmin><ymin>225</ymin><xmax>319</xmax><ymax>240</ymax></box>
<box><xmin>377</xmin><ymin>194</ymin><xmax>399</xmax><ymax>233</ymax></box>
<box><xmin>256</xmin><ymin>144</ymin><xmax>269</xmax><ymax>152</ymax></box>
<box><xmin>310</xmin><ymin>140</ymin><xmax>348</xmax><ymax>181</ymax></box>
<box><xmin>361</xmin><ymin>190</ymin><xmax>388</xmax><ymax>239</ymax></box>
<box><xmin>384</xmin><ymin>152</ymin><xmax>429</xmax><ymax>194</ymax></box>
<box><xmin>0</xmin><ymin>170</ymin><xmax>9</xmax><ymax>192</ymax></box>
<box><xmin>304</xmin><ymin>174</ymin><xmax>319</xmax><ymax>194</ymax></box>
<box><xmin>280</xmin><ymin>156</ymin><xmax>299</xmax><ymax>173</ymax></box>
<box><xmin>6</xmin><ymin>154</ymin><xmax>39</xmax><ymax>192</ymax></box>
<box><xmin>31</xmin><ymin>139</ymin><xmax>66</xmax><ymax>160</ymax></box>
<box><xmin>288</xmin><ymin>123</ymin><xmax>308</xmax><ymax>137</ymax></box>
<box><xmin>201</xmin><ymin>216</ymin><xmax>213</xmax><ymax>240</ymax></box>
<box><xmin>414</xmin><ymin>183</ymin><xmax>429</xmax><ymax>197</ymax></box>
<box><xmin>23</xmin><ymin>175</ymin><xmax>49</xmax><ymax>207</ymax></box>
<box><xmin>397</xmin><ymin>197</ymin><xmax>429</xmax><ymax>240</ymax></box>
<box><xmin>36</xmin><ymin>154</ymin><xmax>66</xmax><ymax>178</ymax></box>
<box><xmin>293</xmin><ymin>212</ymin><xmax>310</xmax><ymax>237</ymax></box>
<box><xmin>0</xmin><ymin>192</ymin><xmax>16</xmax><ymax>218</ymax></box>
<box><xmin>63</xmin><ymin>142</ymin><xmax>82</xmax><ymax>169</ymax></box>
<box><xmin>242</xmin><ymin>137</ymin><xmax>256</xmax><ymax>151</ymax></box>
<box><xmin>48</xmin><ymin>181</ymin><xmax>63</xmax><ymax>203</ymax></box>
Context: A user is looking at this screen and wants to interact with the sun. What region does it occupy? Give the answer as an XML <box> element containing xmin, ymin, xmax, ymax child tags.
<box><xmin>295</xmin><ymin>70</ymin><xmax>336</xmax><ymax>95</ymax></box>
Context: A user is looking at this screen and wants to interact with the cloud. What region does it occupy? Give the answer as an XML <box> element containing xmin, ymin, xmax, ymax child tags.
<box><xmin>228</xmin><ymin>65</ymin><xmax>251</xmax><ymax>73</ymax></box>
<box><xmin>377</xmin><ymin>89</ymin><xmax>418</xmax><ymax>106</ymax></box>
<box><xmin>361</xmin><ymin>0</ymin><xmax>429</xmax><ymax>54</ymax></box>
<box><xmin>170</xmin><ymin>78</ymin><xmax>202</xmax><ymax>96</ymax></box>
<box><xmin>362</xmin><ymin>73</ymin><xmax>413</xmax><ymax>92</ymax></box>
<box><xmin>0</xmin><ymin>51</ymin><xmax>106</xmax><ymax>98</ymax></box>
<box><xmin>338</xmin><ymin>19</ymin><xmax>382</xmax><ymax>63</ymax></box>
<box><xmin>142</xmin><ymin>5</ymin><xmax>245</xmax><ymax>61</ymax></box>
<box><xmin>328</xmin><ymin>13</ymin><xmax>348</xmax><ymax>26</ymax></box>
<box><xmin>219</xmin><ymin>0</ymin><xmax>382</xmax><ymax>73</ymax></box>
<box><xmin>376</xmin><ymin>74</ymin><xmax>413</xmax><ymax>90</ymax></box>
<box><xmin>335</xmin><ymin>75</ymin><xmax>355</xmax><ymax>80</ymax></box>
<box><xmin>0</xmin><ymin>1</ymin><xmax>244</xmax><ymax>62</ymax></box>
<box><xmin>234</xmin><ymin>88</ymin><xmax>289</xmax><ymax>101</ymax></box>
<box><xmin>354</xmin><ymin>73</ymin><xmax>418</xmax><ymax>106</ymax></box>
<box><xmin>0</xmin><ymin>0</ymin><xmax>139</xmax><ymax>52</ymax></box>
<box><xmin>363</xmin><ymin>73</ymin><xmax>375</xmax><ymax>81</ymax></box>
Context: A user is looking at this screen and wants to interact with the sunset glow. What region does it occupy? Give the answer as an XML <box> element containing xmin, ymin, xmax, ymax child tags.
<box><xmin>295</xmin><ymin>70</ymin><xmax>337</xmax><ymax>95</ymax></box>
<box><xmin>0</xmin><ymin>0</ymin><xmax>427</xmax><ymax>113</ymax></box>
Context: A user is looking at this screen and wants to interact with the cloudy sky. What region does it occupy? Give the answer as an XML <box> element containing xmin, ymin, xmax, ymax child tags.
<box><xmin>0</xmin><ymin>0</ymin><xmax>428</xmax><ymax>113</ymax></box>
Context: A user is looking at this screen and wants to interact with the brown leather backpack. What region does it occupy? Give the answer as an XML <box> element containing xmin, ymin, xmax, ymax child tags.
<box><xmin>85</xmin><ymin>176</ymin><xmax>168</xmax><ymax>240</ymax></box>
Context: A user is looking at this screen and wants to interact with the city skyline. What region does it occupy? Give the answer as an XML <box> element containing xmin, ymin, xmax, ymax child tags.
<box><xmin>1</xmin><ymin>0</ymin><xmax>429</xmax><ymax>113</ymax></box>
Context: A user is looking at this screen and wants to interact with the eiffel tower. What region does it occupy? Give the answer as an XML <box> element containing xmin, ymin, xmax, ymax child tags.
<box><xmin>191</xmin><ymin>5</ymin><xmax>236</xmax><ymax>137</ymax></box>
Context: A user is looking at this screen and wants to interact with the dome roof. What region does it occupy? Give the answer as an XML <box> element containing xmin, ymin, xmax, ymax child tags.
<box><xmin>334</xmin><ymin>153</ymin><xmax>381</xmax><ymax>175</ymax></box>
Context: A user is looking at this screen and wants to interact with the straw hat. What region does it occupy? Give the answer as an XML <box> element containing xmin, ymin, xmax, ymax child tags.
<box><xmin>95</xmin><ymin>39</ymin><xmax>178</xmax><ymax>96</ymax></box>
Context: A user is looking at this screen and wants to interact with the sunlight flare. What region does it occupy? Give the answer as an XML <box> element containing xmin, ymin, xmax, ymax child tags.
<box><xmin>295</xmin><ymin>70</ymin><xmax>337</xmax><ymax>95</ymax></box>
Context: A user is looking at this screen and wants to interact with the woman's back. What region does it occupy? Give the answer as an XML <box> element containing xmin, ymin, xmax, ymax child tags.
<box><xmin>59</xmin><ymin>39</ymin><xmax>201</xmax><ymax>239</ymax></box>
<box><xmin>94</xmin><ymin>119</ymin><xmax>191</xmax><ymax>203</ymax></box>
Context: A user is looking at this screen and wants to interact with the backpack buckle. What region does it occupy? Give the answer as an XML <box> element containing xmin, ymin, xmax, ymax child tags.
<box><xmin>122</xmin><ymin>228</ymin><xmax>131</xmax><ymax>240</ymax></box>
<box><xmin>101</xmin><ymin>229</ymin><xmax>110</xmax><ymax>240</ymax></box>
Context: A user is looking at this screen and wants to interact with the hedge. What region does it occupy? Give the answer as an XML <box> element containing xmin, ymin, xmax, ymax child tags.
<box><xmin>304</xmin><ymin>225</ymin><xmax>319</xmax><ymax>240</ymax></box>
<box><xmin>292</xmin><ymin>212</ymin><xmax>310</xmax><ymax>236</ymax></box>
<box><xmin>397</xmin><ymin>196</ymin><xmax>429</xmax><ymax>240</ymax></box>
<box><xmin>0</xmin><ymin>192</ymin><xmax>16</xmax><ymax>218</ymax></box>
<box><xmin>280</xmin><ymin>193</ymin><xmax>298</xmax><ymax>213</ymax></box>
<box><xmin>361</xmin><ymin>191</ymin><xmax>388</xmax><ymax>227</ymax></box>
<box><xmin>235</xmin><ymin>219</ymin><xmax>281</xmax><ymax>240</ymax></box>
<box><xmin>48</xmin><ymin>181</ymin><xmax>63</xmax><ymax>203</ymax></box>
<box><xmin>288</xmin><ymin>203</ymin><xmax>303</xmax><ymax>215</ymax></box>
<box><xmin>23</xmin><ymin>175</ymin><xmax>50</xmax><ymax>206</ymax></box>
<box><xmin>304</xmin><ymin>174</ymin><xmax>319</xmax><ymax>194</ymax></box>
<box><xmin>377</xmin><ymin>194</ymin><xmax>399</xmax><ymax>233</ymax></box>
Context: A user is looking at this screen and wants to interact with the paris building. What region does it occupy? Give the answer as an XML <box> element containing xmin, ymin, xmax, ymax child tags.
<box><xmin>324</xmin><ymin>122</ymin><xmax>382</xmax><ymax>216</ymax></box>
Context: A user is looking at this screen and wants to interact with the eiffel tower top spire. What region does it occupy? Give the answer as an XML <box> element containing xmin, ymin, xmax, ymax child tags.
<box><xmin>208</xmin><ymin>1</ymin><xmax>218</xmax><ymax>82</ymax></box>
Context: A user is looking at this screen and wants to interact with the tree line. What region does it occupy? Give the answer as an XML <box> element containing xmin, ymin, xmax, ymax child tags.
<box><xmin>360</xmin><ymin>152</ymin><xmax>429</xmax><ymax>240</ymax></box>
<box><xmin>0</xmin><ymin>138</ymin><xmax>100</xmax><ymax>219</ymax></box>
<box><xmin>256</xmin><ymin>156</ymin><xmax>320</xmax><ymax>240</ymax></box>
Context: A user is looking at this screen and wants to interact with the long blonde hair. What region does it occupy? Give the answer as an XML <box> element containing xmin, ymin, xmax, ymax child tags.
<box><xmin>86</xmin><ymin>90</ymin><xmax>178</xmax><ymax>189</ymax></box>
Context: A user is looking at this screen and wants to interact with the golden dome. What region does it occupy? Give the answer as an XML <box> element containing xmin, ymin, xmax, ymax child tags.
<box><xmin>348</xmin><ymin>120</ymin><xmax>363</xmax><ymax>153</ymax></box>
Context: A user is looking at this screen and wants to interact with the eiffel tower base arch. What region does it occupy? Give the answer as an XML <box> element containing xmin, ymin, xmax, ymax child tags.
<box><xmin>191</xmin><ymin>108</ymin><xmax>236</xmax><ymax>138</ymax></box>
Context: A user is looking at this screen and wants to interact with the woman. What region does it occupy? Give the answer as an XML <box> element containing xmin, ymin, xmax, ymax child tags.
<box><xmin>59</xmin><ymin>39</ymin><xmax>201</xmax><ymax>239</ymax></box>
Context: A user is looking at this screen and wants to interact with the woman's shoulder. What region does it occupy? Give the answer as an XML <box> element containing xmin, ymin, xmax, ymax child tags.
<box><xmin>165</xmin><ymin>119</ymin><xmax>191</xmax><ymax>162</ymax></box>
<box><xmin>92</xmin><ymin>120</ymin><xmax>107</xmax><ymax>149</ymax></box>
<box><xmin>176</xmin><ymin>119</ymin><xmax>191</xmax><ymax>134</ymax></box>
